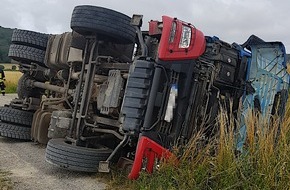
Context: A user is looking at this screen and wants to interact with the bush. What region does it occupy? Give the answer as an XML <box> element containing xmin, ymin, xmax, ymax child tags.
<box><xmin>11</xmin><ymin>65</ymin><xmax>16</xmax><ymax>70</ymax></box>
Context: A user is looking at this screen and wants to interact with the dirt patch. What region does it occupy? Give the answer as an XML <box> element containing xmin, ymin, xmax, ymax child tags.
<box><xmin>0</xmin><ymin>135</ymin><xmax>107</xmax><ymax>190</ymax></box>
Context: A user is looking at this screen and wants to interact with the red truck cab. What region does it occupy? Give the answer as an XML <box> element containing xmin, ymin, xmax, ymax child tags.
<box><xmin>149</xmin><ymin>16</ymin><xmax>206</xmax><ymax>61</ymax></box>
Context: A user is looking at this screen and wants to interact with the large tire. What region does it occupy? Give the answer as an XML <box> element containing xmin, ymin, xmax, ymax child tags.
<box><xmin>0</xmin><ymin>121</ymin><xmax>31</xmax><ymax>140</ymax></box>
<box><xmin>8</xmin><ymin>44</ymin><xmax>46</xmax><ymax>65</ymax></box>
<box><xmin>11</xmin><ymin>29</ymin><xmax>49</xmax><ymax>50</ymax></box>
<box><xmin>71</xmin><ymin>5</ymin><xmax>136</xmax><ymax>44</ymax></box>
<box><xmin>45</xmin><ymin>138</ymin><xmax>112</xmax><ymax>172</ymax></box>
<box><xmin>121</xmin><ymin>60</ymin><xmax>154</xmax><ymax>134</ymax></box>
<box><xmin>0</xmin><ymin>107</ymin><xmax>34</xmax><ymax>126</ymax></box>
<box><xmin>17</xmin><ymin>74</ymin><xmax>42</xmax><ymax>99</ymax></box>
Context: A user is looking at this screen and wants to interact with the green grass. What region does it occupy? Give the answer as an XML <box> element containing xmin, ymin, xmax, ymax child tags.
<box><xmin>5</xmin><ymin>82</ymin><xmax>17</xmax><ymax>93</ymax></box>
<box><xmin>5</xmin><ymin>84</ymin><xmax>17</xmax><ymax>94</ymax></box>
<box><xmin>108</xmin><ymin>100</ymin><xmax>290</xmax><ymax>190</ymax></box>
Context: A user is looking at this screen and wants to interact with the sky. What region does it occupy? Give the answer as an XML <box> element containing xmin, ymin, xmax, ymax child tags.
<box><xmin>1</xmin><ymin>0</ymin><xmax>289</xmax><ymax>52</ymax></box>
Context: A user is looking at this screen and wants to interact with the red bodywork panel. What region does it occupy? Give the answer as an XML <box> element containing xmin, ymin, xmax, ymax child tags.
<box><xmin>128</xmin><ymin>136</ymin><xmax>176</xmax><ymax>180</ymax></box>
<box><xmin>150</xmin><ymin>16</ymin><xmax>206</xmax><ymax>61</ymax></box>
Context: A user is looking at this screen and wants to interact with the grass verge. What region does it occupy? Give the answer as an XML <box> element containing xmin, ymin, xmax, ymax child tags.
<box><xmin>3</xmin><ymin>71</ymin><xmax>22</xmax><ymax>93</ymax></box>
<box><xmin>0</xmin><ymin>170</ymin><xmax>12</xmax><ymax>190</ymax></box>
<box><xmin>108</xmin><ymin>99</ymin><xmax>290</xmax><ymax>190</ymax></box>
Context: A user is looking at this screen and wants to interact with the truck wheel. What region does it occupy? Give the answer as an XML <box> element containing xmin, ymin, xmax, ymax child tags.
<box><xmin>71</xmin><ymin>5</ymin><xmax>136</xmax><ymax>44</ymax></box>
<box><xmin>0</xmin><ymin>107</ymin><xmax>34</xmax><ymax>126</ymax></box>
<box><xmin>11</xmin><ymin>29</ymin><xmax>49</xmax><ymax>50</ymax></box>
<box><xmin>45</xmin><ymin>138</ymin><xmax>112</xmax><ymax>172</ymax></box>
<box><xmin>8</xmin><ymin>44</ymin><xmax>46</xmax><ymax>65</ymax></box>
<box><xmin>121</xmin><ymin>60</ymin><xmax>154</xmax><ymax>134</ymax></box>
<box><xmin>0</xmin><ymin>121</ymin><xmax>31</xmax><ymax>140</ymax></box>
<box><xmin>17</xmin><ymin>74</ymin><xmax>42</xmax><ymax>99</ymax></box>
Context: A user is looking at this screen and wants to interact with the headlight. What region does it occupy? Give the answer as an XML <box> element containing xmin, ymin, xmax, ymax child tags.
<box><xmin>169</xmin><ymin>22</ymin><xmax>177</xmax><ymax>43</ymax></box>
<box><xmin>179</xmin><ymin>25</ymin><xmax>191</xmax><ymax>48</ymax></box>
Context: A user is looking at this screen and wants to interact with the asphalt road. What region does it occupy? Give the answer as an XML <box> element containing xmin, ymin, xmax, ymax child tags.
<box><xmin>0</xmin><ymin>94</ymin><xmax>107</xmax><ymax>190</ymax></box>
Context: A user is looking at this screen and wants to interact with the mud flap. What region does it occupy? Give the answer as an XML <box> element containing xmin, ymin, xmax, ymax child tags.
<box><xmin>31</xmin><ymin>108</ymin><xmax>54</xmax><ymax>144</ymax></box>
<box><xmin>128</xmin><ymin>136</ymin><xmax>176</xmax><ymax>180</ymax></box>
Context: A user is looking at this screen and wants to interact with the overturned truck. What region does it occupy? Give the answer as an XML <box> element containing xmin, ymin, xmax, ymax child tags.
<box><xmin>0</xmin><ymin>5</ymin><xmax>289</xmax><ymax>179</ymax></box>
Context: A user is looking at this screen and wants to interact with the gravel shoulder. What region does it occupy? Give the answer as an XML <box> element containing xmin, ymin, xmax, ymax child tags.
<box><xmin>0</xmin><ymin>94</ymin><xmax>108</xmax><ymax>190</ymax></box>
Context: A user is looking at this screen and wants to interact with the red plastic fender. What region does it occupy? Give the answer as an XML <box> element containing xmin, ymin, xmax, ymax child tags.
<box><xmin>128</xmin><ymin>136</ymin><xmax>176</xmax><ymax>180</ymax></box>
